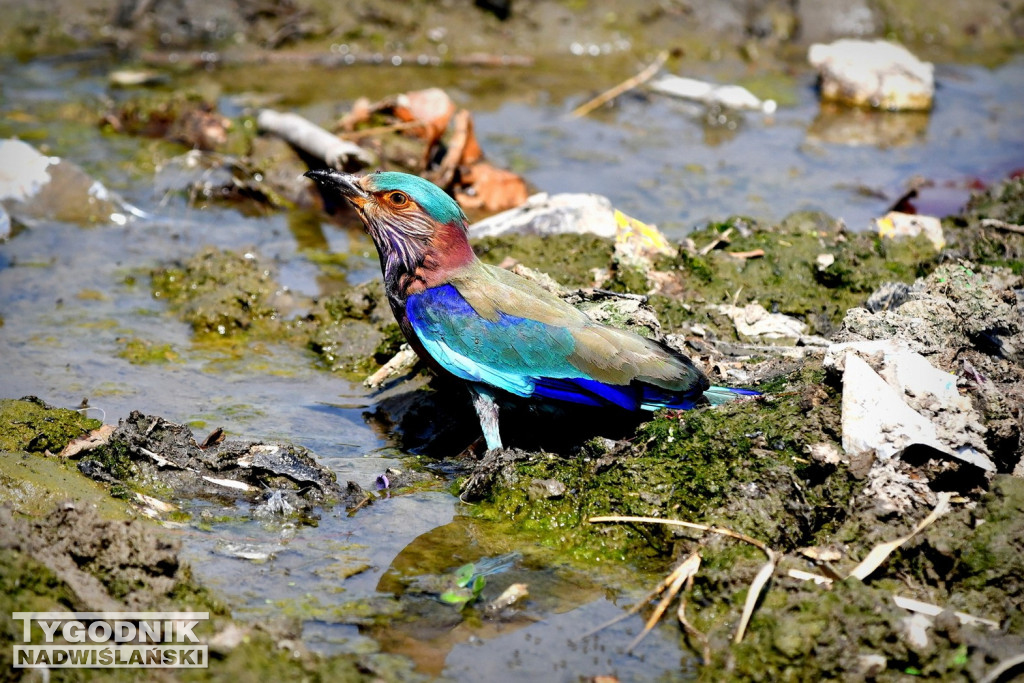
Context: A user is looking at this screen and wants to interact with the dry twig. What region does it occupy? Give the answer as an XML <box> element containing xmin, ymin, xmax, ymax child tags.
<box><xmin>698</xmin><ymin>227</ymin><xmax>732</xmax><ymax>256</ymax></box>
<box><xmin>847</xmin><ymin>492</ymin><xmax>951</xmax><ymax>580</ymax></box>
<box><xmin>980</xmin><ymin>217</ymin><xmax>1024</xmax><ymax>235</ymax></box>
<box><xmin>588</xmin><ymin>515</ymin><xmax>776</xmax><ymax>648</ymax></box>
<box><xmin>571</xmin><ymin>51</ymin><xmax>670</xmax><ymax>118</ymax></box>
<box><xmin>256</xmin><ymin>109</ymin><xmax>374</xmax><ymax>169</ymax></box>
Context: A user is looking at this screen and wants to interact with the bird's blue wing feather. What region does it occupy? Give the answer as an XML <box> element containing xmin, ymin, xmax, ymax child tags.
<box><xmin>406</xmin><ymin>283</ymin><xmax>716</xmax><ymax>411</ymax></box>
<box><xmin>406</xmin><ymin>284</ymin><xmax>582</xmax><ymax>398</ymax></box>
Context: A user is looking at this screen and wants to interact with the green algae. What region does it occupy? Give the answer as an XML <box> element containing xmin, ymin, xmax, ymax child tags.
<box><xmin>116</xmin><ymin>336</ymin><xmax>180</xmax><ymax>364</ymax></box>
<box><xmin>890</xmin><ymin>475</ymin><xmax>1024</xmax><ymax>633</ymax></box>
<box><xmin>0</xmin><ymin>505</ymin><xmax>397</xmax><ymax>683</ymax></box>
<box><xmin>717</xmin><ymin>478</ymin><xmax>1024</xmax><ymax>681</ymax></box>
<box><xmin>471</xmin><ymin>364</ymin><xmax>849</xmax><ymax>565</ymax></box>
<box><xmin>147</xmin><ymin>247</ymin><xmax>402</xmax><ymax>380</ymax></box>
<box><xmin>304</xmin><ymin>280</ymin><xmax>400</xmax><ymax>378</ymax></box>
<box><xmin>473</xmin><ymin>233</ymin><xmax>615</xmax><ymax>289</ymax></box>
<box><xmin>467</xmin><ymin>211</ymin><xmax>939</xmax><ymax>340</ymax></box>
<box><xmin>947</xmin><ymin>175</ymin><xmax>1024</xmax><ymax>274</ymax></box>
<box><xmin>0</xmin><ymin>397</ymin><xmax>100</xmax><ymax>454</ymax></box>
<box><xmin>0</xmin><ymin>451</ymin><xmax>132</xmax><ymax>519</ymax></box>
<box><xmin>656</xmin><ymin>212</ymin><xmax>937</xmax><ymax>337</ymax></box>
<box><xmin>151</xmin><ymin>247</ymin><xmax>285</xmax><ymax>337</ymax></box>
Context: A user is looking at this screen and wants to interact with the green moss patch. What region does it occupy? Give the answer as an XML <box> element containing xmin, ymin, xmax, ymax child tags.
<box><xmin>656</xmin><ymin>212</ymin><xmax>937</xmax><ymax>337</ymax></box>
<box><xmin>474</xmin><ymin>232</ymin><xmax>615</xmax><ymax>289</ymax></box>
<box><xmin>151</xmin><ymin>247</ymin><xmax>285</xmax><ymax>337</ymax></box>
<box><xmin>0</xmin><ymin>397</ymin><xmax>101</xmax><ymax>454</ymax></box>
<box><xmin>471</xmin><ymin>364</ymin><xmax>850</xmax><ymax>565</ymax></box>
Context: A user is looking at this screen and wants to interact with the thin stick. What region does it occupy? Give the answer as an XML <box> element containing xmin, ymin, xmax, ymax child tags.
<box><xmin>337</xmin><ymin>120</ymin><xmax>424</xmax><ymax>139</ymax></box>
<box><xmin>980</xmin><ymin>218</ymin><xmax>1024</xmax><ymax>235</ymax></box>
<box><xmin>590</xmin><ymin>515</ymin><xmax>776</xmax><ymax>646</ymax></box>
<box><xmin>626</xmin><ymin>552</ymin><xmax>700</xmax><ymax>652</ymax></box>
<box><xmin>571</xmin><ymin>51</ymin><xmax>669</xmax><ymax>118</ymax></box>
<box><xmin>256</xmin><ymin>109</ymin><xmax>375</xmax><ymax>168</ymax></box>
<box><xmin>727</xmin><ymin>249</ymin><xmax>765</xmax><ymax>260</ymax></box>
<box><xmin>677</xmin><ymin>579</ymin><xmax>710</xmax><ymax>666</ymax></box>
<box><xmin>698</xmin><ymin>227</ymin><xmax>732</xmax><ymax>255</ymax></box>
<box><xmin>734</xmin><ymin>552</ymin><xmax>777</xmax><ymax>643</ymax></box>
<box><xmin>588</xmin><ymin>515</ymin><xmax>772</xmax><ymax>555</ymax></box>
<box><xmin>579</xmin><ymin>565</ymin><xmax>683</xmax><ymax>639</ymax></box>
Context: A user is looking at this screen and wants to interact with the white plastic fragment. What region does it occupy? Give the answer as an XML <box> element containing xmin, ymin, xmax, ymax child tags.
<box><xmin>0</xmin><ymin>138</ymin><xmax>57</xmax><ymax>202</ymax></box>
<box><xmin>830</xmin><ymin>342</ymin><xmax>995</xmax><ymax>472</ymax></box>
<box><xmin>875</xmin><ymin>211</ymin><xmax>945</xmax><ymax>251</ymax></box>
<box><xmin>893</xmin><ymin>595</ymin><xmax>1000</xmax><ymax>630</ymax></box>
<box><xmin>649</xmin><ymin>75</ymin><xmax>777</xmax><ymax>113</ymax></box>
<box><xmin>202</xmin><ymin>475</ymin><xmax>257</xmax><ymax>492</ymax></box>
<box><xmin>841</xmin><ymin>354</ymin><xmax>943</xmax><ymax>459</ymax></box>
<box><xmin>808</xmin><ymin>39</ymin><xmax>934</xmax><ymax>110</ymax></box>
<box><xmin>715</xmin><ymin>303</ymin><xmax>808</xmax><ymax>341</ymax></box>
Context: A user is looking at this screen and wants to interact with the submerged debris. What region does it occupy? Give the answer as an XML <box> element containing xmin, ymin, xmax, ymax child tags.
<box><xmin>649</xmin><ymin>74</ymin><xmax>777</xmax><ymax>113</ymax></box>
<box><xmin>0</xmin><ymin>138</ymin><xmax>145</xmax><ymax>230</ymax></box>
<box><xmin>73</xmin><ymin>411</ymin><xmax>364</xmax><ymax>515</ymax></box>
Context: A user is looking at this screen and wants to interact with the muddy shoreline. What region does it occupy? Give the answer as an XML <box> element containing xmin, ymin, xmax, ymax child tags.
<box><xmin>2</xmin><ymin>0</ymin><xmax>1023</xmax><ymax>680</ymax></box>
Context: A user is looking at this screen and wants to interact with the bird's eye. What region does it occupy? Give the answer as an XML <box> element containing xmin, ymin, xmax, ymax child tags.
<box><xmin>388</xmin><ymin>191</ymin><xmax>409</xmax><ymax>207</ymax></box>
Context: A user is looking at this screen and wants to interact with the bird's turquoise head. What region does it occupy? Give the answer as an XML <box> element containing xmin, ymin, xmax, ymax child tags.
<box><xmin>304</xmin><ymin>169</ymin><xmax>474</xmax><ymax>281</ymax></box>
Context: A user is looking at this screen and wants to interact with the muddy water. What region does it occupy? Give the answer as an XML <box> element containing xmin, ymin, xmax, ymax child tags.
<box><xmin>1</xmin><ymin>52</ymin><xmax>1023</xmax><ymax>680</ymax></box>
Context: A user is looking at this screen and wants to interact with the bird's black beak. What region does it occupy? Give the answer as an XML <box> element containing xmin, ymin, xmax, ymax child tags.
<box><xmin>303</xmin><ymin>168</ymin><xmax>369</xmax><ymax>205</ymax></box>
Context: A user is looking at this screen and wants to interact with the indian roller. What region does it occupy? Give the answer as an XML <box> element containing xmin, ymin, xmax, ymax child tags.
<box><xmin>304</xmin><ymin>169</ymin><xmax>758</xmax><ymax>451</ymax></box>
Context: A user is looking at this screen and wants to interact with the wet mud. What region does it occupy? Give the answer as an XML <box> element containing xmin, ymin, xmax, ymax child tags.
<box><xmin>1</xmin><ymin>0</ymin><xmax>1023</xmax><ymax>680</ymax></box>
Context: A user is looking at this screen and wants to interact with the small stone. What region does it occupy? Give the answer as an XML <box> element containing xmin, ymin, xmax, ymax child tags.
<box><xmin>809</xmin><ymin>39</ymin><xmax>934</xmax><ymax>110</ymax></box>
<box><xmin>527</xmin><ymin>478</ymin><xmax>566</xmax><ymax>500</ymax></box>
<box><xmin>875</xmin><ymin>211</ymin><xmax>945</xmax><ymax>251</ymax></box>
<box><xmin>806</xmin><ymin>442</ymin><xmax>842</xmax><ymax>465</ymax></box>
<box><xmin>858</xmin><ymin>653</ymin><xmax>887</xmax><ymax>676</ymax></box>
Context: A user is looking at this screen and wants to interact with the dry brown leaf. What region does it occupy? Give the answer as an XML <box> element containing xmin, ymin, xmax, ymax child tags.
<box><xmin>395</xmin><ymin>88</ymin><xmax>456</xmax><ymax>146</ymax></box>
<box><xmin>59</xmin><ymin>423</ymin><xmax>115</xmax><ymax>458</ymax></box>
<box><xmin>848</xmin><ymin>492</ymin><xmax>952</xmax><ymax>581</ymax></box>
<box><xmin>455</xmin><ymin>162</ymin><xmax>528</xmax><ymax>213</ymax></box>
<box><xmin>337</xmin><ymin>97</ymin><xmax>373</xmax><ymax>131</ymax></box>
<box><xmin>431</xmin><ymin>109</ymin><xmax>479</xmax><ymax>188</ymax></box>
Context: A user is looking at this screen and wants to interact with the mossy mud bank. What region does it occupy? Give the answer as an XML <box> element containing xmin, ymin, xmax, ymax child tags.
<box><xmin>0</xmin><ymin>399</ymin><xmax>418</xmax><ymax>681</ymax></box>
<box><xmin>447</xmin><ymin>179</ymin><xmax>1024</xmax><ymax>679</ymax></box>
<box><xmin>3</xmin><ymin>171</ymin><xmax>1022</xmax><ymax>679</ymax></box>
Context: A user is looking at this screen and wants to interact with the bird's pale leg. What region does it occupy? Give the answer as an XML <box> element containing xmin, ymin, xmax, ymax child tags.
<box><xmin>468</xmin><ymin>384</ymin><xmax>503</xmax><ymax>451</ymax></box>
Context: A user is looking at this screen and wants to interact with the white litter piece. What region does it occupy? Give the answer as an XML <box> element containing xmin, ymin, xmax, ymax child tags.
<box><xmin>649</xmin><ymin>75</ymin><xmax>777</xmax><ymax>113</ymax></box>
<box><xmin>832</xmin><ymin>343</ymin><xmax>995</xmax><ymax>471</ymax></box>
<box><xmin>808</xmin><ymin>39</ymin><xmax>934</xmax><ymax>110</ymax></box>
<box><xmin>716</xmin><ymin>303</ymin><xmax>808</xmax><ymax>341</ymax></box>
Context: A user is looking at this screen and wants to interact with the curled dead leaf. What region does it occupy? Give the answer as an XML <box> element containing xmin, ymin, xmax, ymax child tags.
<box><xmin>59</xmin><ymin>424</ymin><xmax>116</xmax><ymax>458</ymax></box>
<box><xmin>455</xmin><ymin>162</ymin><xmax>529</xmax><ymax>213</ymax></box>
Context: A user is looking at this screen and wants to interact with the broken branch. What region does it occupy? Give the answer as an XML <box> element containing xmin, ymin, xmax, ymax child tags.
<box><xmin>571</xmin><ymin>51</ymin><xmax>669</xmax><ymax>118</ymax></box>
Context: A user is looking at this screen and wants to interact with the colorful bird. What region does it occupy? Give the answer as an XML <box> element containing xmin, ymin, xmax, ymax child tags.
<box><xmin>304</xmin><ymin>169</ymin><xmax>758</xmax><ymax>450</ymax></box>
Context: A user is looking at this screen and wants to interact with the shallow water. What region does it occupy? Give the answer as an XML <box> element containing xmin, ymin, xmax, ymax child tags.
<box><xmin>1</xmin><ymin>52</ymin><xmax>1023</xmax><ymax>679</ymax></box>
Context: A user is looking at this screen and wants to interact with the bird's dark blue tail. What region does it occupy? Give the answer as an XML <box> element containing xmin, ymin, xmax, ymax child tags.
<box><xmin>703</xmin><ymin>385</ymin><xmax>761</xmax><ymax>406</ymax></box>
